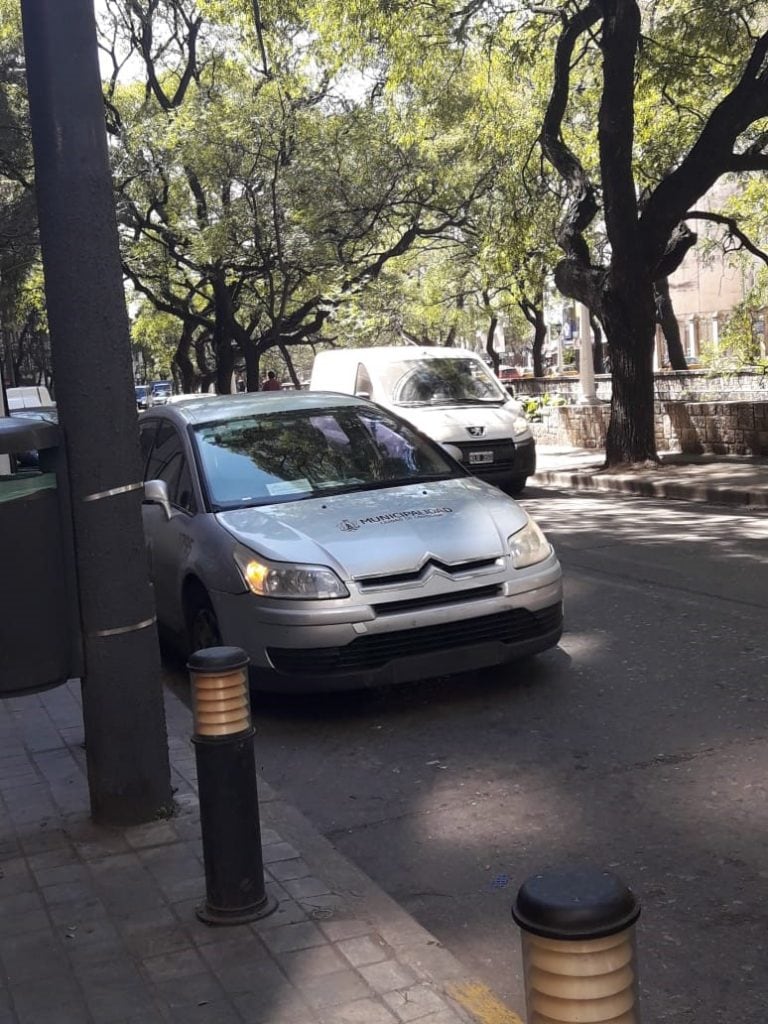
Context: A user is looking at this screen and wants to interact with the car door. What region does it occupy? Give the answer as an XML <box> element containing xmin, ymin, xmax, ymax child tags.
<box><xmin>141</xmin><ymin>419</ymin><xmax>199</xmax><ymax>636</ymax></box>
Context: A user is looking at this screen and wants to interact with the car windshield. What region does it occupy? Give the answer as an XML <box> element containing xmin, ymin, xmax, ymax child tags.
<box><xmin>194</xmin><ymin>405</ymin><xmax>457</xmax><ymax>510</ymax></box>
<box><xmin>152</xmin><ymin>383</ymin><xmax>171</xmax><ymax>395</ymax></box>
<box><xmin>379</xmin><ymin>357</ymin><xmax>507</xmax><ymax>407</ymax></box>
<box><xmin>135</xmin><ymin>386</ymin><xmax>148</xmax><ymax>399</ymax></box>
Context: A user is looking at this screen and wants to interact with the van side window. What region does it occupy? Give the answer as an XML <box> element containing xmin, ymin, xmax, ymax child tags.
<box><xmin>354</xmin><ymin>364</ymin><xmax>373</xmax><ymax>397</ymax></box>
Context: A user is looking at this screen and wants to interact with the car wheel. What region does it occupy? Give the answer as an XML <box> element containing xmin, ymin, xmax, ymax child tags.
<box><xmin>186</xmin><ymin>586</ymin><xmax>222</xmax><ymax>655</ymax></box>
<box><xmin>504</xmin><ymin>477</ymin><xmax>527</xmax><ymax>497</ymax></box>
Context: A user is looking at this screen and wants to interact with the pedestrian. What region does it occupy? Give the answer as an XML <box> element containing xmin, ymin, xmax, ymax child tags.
<box><xmin>261</xmin><ymin>370</ymin><xmax>281</xmax><ymax>391</ymax></box>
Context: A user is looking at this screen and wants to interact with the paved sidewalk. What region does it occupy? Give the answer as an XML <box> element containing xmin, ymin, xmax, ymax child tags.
<box><xmin>533</xmin><ymin>445</ymin><xmax>768</xmax><ymax>507</ymax></box>
<box><xmin>0</xmin><ymin>682</ymin><xmax>522</xmax><ymax>1024</ymax></box>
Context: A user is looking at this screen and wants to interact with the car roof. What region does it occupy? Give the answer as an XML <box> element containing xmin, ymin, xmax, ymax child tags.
<box><xmin>316</xmin><ymin>346</ymin><xmax>483</xmax><ymax>365</ymax></box>
<box><xmin>140</xmin><ymin>390</ymin><xmax>369</xmax><ymax>426</ymax></box>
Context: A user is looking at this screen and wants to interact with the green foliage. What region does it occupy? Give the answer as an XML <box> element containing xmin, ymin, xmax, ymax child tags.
<box><xmin>521</xmin><ymin>391</ymin><xmax>567</xmax><ymax>421</ymax></box>
<box><xmin>699</xmin><ymin>274</ymin><xmax>768</xmax><ymax>371</ymax></box>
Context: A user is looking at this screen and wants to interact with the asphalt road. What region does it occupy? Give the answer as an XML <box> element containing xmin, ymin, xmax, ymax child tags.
<box><xmin>168</xmin><ymin>486</ymin><xmax>768</xmax><ymax>1022</ymax></box>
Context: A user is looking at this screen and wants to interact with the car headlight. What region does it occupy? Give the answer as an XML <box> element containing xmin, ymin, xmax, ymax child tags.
<box><xmin>512</xmin><ymin>415</ymin><xmax>530</xmax><ymax>436</ymax></box>
<box><xmin>234</xmin><ymin>550</ymin><xmax>349</xmax><ymax>599</ymax></box>
<box><xmin>508</xmin><ymin>517</ymin><xmax>551</xmax><ymax>568</ymax></box>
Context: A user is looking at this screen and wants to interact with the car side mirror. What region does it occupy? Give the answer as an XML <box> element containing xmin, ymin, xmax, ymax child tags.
<box><xmin>144</xmin><ymin>479</ymin><xmax>172</xmax><ymax>520</ymax></box>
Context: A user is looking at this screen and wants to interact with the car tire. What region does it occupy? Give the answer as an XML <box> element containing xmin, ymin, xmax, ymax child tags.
<box><xmin>185</xmin><ymin>585</ymin><xmax>222</xmax><ymax>656</ymax></box>
<box><xmin>504</xmin><ymin>477</ymin><xmax>527</xmax><ymax>497</ymax></box>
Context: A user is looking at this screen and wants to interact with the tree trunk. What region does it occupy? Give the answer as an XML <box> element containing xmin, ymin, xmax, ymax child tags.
<box><xmin>241</xmin><ymin>339</ymin><xmax>260</xmax><ymax>391</ymax></box>
<box><xmin>531</xmin><ymin>309</ymin><xmax>547</xmax><ymax>378</ymax></box>
<box><xmin>602</xmin><ymin>280</ymin><xmax>658</xmax><ymax>465</ymax></box>
<box><xmin>214</xmin><ymin>322</ymin><xmax>234</xmax><ymax>394</ymax></box>
<box><xmin>519</xmin><ymin>298</ymin><xmax>547</xmax><ymax>378</ymax></box>
<box><xmin>655</xmin><ymin>277</ymin><xmax>687</xmax><ymax>370</ymax></box>
<box><xmin>485</xmin><ymin>314</ymin><xmax>499</xmax><ymax>374</ymax></box>
<box><xmin>279</xmin><ymin>343</ymin><xmax>301</xmax><ymax>387</ymax></box>
<box><xmin>172</xmin><ymin>326</ymin><xmax>196</xmax><ymax>392</ymax></box>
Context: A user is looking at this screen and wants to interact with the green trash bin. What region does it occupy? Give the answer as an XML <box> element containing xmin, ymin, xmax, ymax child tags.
<box><xmin>0</xmin><ymin>416</ymin><xmax>82</xmax><ymax>696</ymax></box>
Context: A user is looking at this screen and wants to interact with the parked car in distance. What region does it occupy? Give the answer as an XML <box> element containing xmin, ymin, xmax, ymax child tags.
<box><xmin>6</xmin><ymin>385</ymin><xmax>54</xmax><ymax>411</ymax></box>
<box><xmin>498</xmin><ymin>365</ymin><xmax>522</xmax><ymax>384</ymax></box>
<box><xmin>151</xmin><ymin>381</ymin><xmax>172</xmax><ymax>405</ymax></box>
<box><xmin>139</xmin><ymin>392</ymin><xmax>562</xmax><ymax>692</ymax></box>
<box><xmin>135</xmin><ymin>385</ymin><xmax>150</xmax><ymax>410</ymax></box>
<box><xmin>309</xmin><ymin>346</ymin><xmax>536</xmax><ymax>495</ymax></box>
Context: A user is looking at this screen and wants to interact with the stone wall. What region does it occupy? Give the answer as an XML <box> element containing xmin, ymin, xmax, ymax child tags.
<box><xmin>514</xmin><ymin>368</ymin><xmax>768</xmax><ymax>403</ymax></box>
<box><xmin>531</xmin><ymin>400</ymin><xmax>768</xmax><ymax>456</ymax></box>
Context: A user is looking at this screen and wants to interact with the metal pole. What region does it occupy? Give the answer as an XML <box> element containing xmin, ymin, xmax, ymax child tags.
<box><xmin>512</xmin><ymin>866</ymin><xmax>642</xmax><ymax>1023</ymax></box>
<box><xmin>188</xmin><ymin>647</ymin><xmax>276</xmax><ymax>925</ymax></box>
<box><xmin>20</xmin><ymin>0</ymin><xmax>172</xmax><ymax>824</ymax></box>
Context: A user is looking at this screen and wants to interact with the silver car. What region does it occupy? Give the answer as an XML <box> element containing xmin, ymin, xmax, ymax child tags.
<box><xmin>139</xmin><ymin>392</ymin><xmax>562</xmax><ymax>691</ymax></box>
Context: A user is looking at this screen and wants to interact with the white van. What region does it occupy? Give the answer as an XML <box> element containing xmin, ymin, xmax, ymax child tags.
<box><xmin>310</xmin><ymin>346</ymin><xmax>535</xmax><ymax>495</ymax></box>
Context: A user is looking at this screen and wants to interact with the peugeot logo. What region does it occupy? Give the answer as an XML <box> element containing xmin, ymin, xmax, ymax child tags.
<box><xmin>467</xmin><ymin>425</ymin><xmax>486</xmax><ymax>437</ymax></box>
<box><xmin>338</xmin><ymin>518</ymin><xmax>360</xmax><ymax>532</ymax></box>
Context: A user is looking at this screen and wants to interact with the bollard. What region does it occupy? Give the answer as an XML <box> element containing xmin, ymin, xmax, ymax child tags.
<box><xmin>188</xmin><ymin>646</ymin><xmax>277</xmax><ymax>924</ymax></box>
<box><xmin>512</xmin><ymin>867</ymin><xmax>641</xmax><ymax>1024</ymax></box>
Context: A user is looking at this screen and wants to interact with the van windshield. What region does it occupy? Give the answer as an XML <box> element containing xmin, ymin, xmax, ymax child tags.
<box><xmin>380</xmin><ymin>358</ymin><xmax>507</xmax><ymax>407</ymax></box>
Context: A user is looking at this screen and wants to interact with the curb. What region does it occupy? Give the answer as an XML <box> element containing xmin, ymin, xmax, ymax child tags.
<box><xmin>258</xmin><ymin>777</ymin><xmax>526</xmax><ymax>1024</ymax></box>
<box><xmin>532</xmin><ymin>468</ymin><xmax>768</xmax><ymax>508</ymax></box>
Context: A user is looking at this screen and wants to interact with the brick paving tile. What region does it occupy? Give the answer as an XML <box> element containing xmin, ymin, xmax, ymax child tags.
<box><xmin>358</xmin><ymin>960</ymin><xmax>418</xmax><ymax>995</ymax></box>
<box><xmin>47</xmin><ymin>895</ymin><xmax>109</xmax><ymax>927</ymax></box>
<box><xmin>383</xmin><ymin>985</ymin><xmax>453</xmax><ymax>1022</ymax></box>
<box><xmin>233</xmin><ymin>985</ymin><xmax>314</xmax><ymax>1023</ymax></box>
<box><xmin>211</xmin><ymin>954</ymin><xmax>287</xmax><ymax>997</ymax></box>
<box><xmin>141</xmin><ymin>947</ymin><xmax>208</xmax><ymax>983</ymax></box>
<box><xmin>319</xmin><ymin>919</ymin><xmax>374</xmax><ymax>943</ymax></box>
<box><xmin>297</xmin><ymin>967</ymin><xmax>373</xmax><ymax>1010</ymax></box>
<box><xmin>0</xmin><ymin>929</ymin><xmax>70</xmax><ymax>983</ymax></box>
<box><xmin>282</xmin><ymin>876</ymin><xmax>331</xmax><ymax>901</ymax></box>
<box><xmin>266</xmin><ymin>857</ymin><xmax>311</xmax><ymax>883</ymax></box>
<box><xmin>198</xmin><ymin>932</ymin><xmax>271</xmax><ymax>970</ymax></box>
<box><xmin>31</xmin><ymin>861</ymin><xmax>89</xmax><ymax>887</ymax></box>
<box><xmin>277</xmin><ymin>944</ymin><xmax>348</xmax><ymax>981</ymax></box>
<box><xmin>261</xmin><ymin>921</ymin><xmax>327</xmax><ymax>955</ymax></box>
<box><xmin>151</xmin><ymin>969</ymin><xmax>226</xmax><ymax>1008</ymax></box>
<box><xmin>336</xmin><ymin>935</ymin><xmax>391</xmax><ymax>968</ymax></box>
<box><xmin>261</xmin><ymin>842</ymin><xmax>300</xmax><ymax>864</ymax></box>
<box><xmin>322</xmin><ymin>998</ymin><xmax>399</xmax><ymax>1024</ymax></box>
<box><xmin>410</xmin><ymin>1013</ymin><xmax>466</xmax><ymax>1024</ymax></box>
<box><xmin>167</xmin><ymin>998</ymin><xmax>243</xmax><ymax>1023</ymax></box>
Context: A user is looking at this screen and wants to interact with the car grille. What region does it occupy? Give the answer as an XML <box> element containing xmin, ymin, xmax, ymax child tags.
<box><xmin>456</xmin><ymin>439</ymin><xmax>517</xmax><ymax>469</ymax></box>
<box><xmin>358</xmin><ymin>556</ymin><xmax>501</xmax><ymax>589</ymax></box>
<box><xmin>374</xmin><ymin>584</ymin><xmax>503</xmax><ymax>616</ymax></box>
<box><xmin>267</xmin><ymin>603</ymin><xmax>562</xmax><ymax>676</ymax></box>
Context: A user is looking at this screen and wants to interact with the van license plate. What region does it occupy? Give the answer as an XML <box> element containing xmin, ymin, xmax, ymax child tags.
<box><xmin>469</xmin><ymin>450</ymin><xmax>494</xmax><ymax>465</ymax></box>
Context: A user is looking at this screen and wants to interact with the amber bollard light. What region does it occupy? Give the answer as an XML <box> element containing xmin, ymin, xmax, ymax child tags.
<box><xmin>188</xmin><ymin>646</ymin><xmax>276</xmax><ymax>924</ymax></box>
<box><xmin>512</xmin><ymin>867</ymin><xmax>641</xmax><ymax>1024</ymax></box>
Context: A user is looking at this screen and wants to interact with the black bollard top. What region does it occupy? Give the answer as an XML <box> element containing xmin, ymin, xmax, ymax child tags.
<box><xmin>187</xmin><ymin>646</ymin><xmax>250</xmax><ymax>673</ymax></box>
<box><xmin>512</xmin><ymin>867</ymin><xmax>640</xmax><ymax>940</ymax></box>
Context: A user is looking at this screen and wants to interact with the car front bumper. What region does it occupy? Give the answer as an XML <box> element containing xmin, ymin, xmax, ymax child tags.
<box><xmin>211</xmin><ymin>557</ymin><xmax>562</xmax><ymax>692</ymax></box>
<box><xmin>457</xmin><ymin>436</ymin><xmax>536</xmax><ymax>486</ymax></box>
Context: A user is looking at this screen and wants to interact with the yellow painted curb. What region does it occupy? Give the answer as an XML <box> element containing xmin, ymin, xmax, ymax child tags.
<box><xmin>447</xmin><ymin>980</ymin><xmax>525</xmax><ymax>1024</ymax></box>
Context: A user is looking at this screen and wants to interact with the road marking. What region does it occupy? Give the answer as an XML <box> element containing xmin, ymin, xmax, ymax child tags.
<box><xmin>447</xmin><ymin>980</ymin><xmax>525</xmax><ymax>1024</ymax></box>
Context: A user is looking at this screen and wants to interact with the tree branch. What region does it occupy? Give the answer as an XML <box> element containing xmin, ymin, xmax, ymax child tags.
<box><xmin>685</xmin><ymin>209</ymin><xmax>768</xmax><ymax>266</ymax></box>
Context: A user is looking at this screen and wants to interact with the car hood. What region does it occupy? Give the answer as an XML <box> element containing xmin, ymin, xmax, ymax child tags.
<box><xmin>215</xmin><ymin>477</ymin><xmax>528</xmax><ymax>580</ymax></box>
<box><xmin>395</xmin><ymin>402</ymin><xmax>527</xmax><ymax>442</ymax></box>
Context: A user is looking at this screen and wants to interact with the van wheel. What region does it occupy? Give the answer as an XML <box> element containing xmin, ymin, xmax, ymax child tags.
<box><xmin>185</xmin><ymin>586</ymin><xmax>222</xmax><ymax>655</ymax></box>
<box><xmin>505</xmin><ymin>477</ymin><xmax>527</xmax><ymax>497</ymax></box>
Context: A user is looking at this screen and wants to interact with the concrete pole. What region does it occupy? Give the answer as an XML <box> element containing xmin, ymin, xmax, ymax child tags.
<box><xmin>578</xmin><ymin>303</ymin><xmax>597</xmax><ymax>403</ymax></box>
<box><xmin>21</xmin><ymin>0</ymin><xmax>172</xmax><ymax>824</ymax></box>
